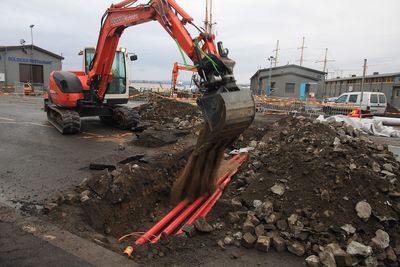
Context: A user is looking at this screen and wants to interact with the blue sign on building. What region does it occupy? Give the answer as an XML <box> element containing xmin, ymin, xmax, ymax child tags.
<box><xmin>8</xmin><ymin>56</ymin><xmax>52</xmax><ymax>65</ymax></box>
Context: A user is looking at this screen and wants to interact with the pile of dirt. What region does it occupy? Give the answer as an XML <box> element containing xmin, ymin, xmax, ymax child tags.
<box><xmin>134</xmin><ymin>98</ymin><xmax>202</xmax><ymax>127</ymax></box>
<box><xmin>47</xmin><ymin>149</ymin><xmax>192</xmax><ymax>243</ymax></box>
<box><xmin>219</xmin><ymin>116</ymin><xmax>400</xmax><ymax>266</ymax></box>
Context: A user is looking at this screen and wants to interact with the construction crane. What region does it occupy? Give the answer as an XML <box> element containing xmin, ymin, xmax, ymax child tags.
<box><xmin>171</xmin><ymin>62</ymin><xmax>197</xmax><ymax>91</ymax></box>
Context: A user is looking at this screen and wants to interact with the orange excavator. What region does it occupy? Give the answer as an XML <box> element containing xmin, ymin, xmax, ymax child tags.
<box><xmin>44</xmin><ymin>0</ymin><xmax>255</xmax><ymax>154</ymax></box>
<box><xmin>171</xmin><ymin>62</ymin><xmax>197</xmax><ymax>91</ymax></box>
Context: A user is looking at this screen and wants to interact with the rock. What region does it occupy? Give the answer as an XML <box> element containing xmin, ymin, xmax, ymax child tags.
<box><xmin>265</xmin><ymin>212</ymin><xmax>280</xmax><ymax>224</ymax></box>
<box><xmin>355</xmin><ymin>201</ymin><xmax>372</xmax><ymax>221</ymax></box>
<box><xmin>349</xmin><ymin>163</ymin><xmax>357</xmax><ymax>171</ymax></box>
<box><xmin>326</xmin><ymin>243</ymin><xmax>354</xmax><ymax>267</ymax></box>
<box><xmin>249</xmin><ymin>140</ymin><xmax>258</xmax><ymax>148</ymax></box>
<box><xmin>182</xmin><ymin>224</ymin><xmax>196</xmax><ymax>238</ymax></box>
<box><xmin>346</xmin><ymin>241</ymin><xmax>372</xmax><ymax>257</ymax></box>
<box><xmin>194</xmin><ymin>217</ymin><xmax>213</xmax><ymax>233</ymax></box>
<box><xmin>381</xmin><ymin>170</ymin><xmax>396</xmax><ymax>177</ymax></box>
<box><xmin>341</xmin><ymin>224</ymin><xmax>356</xmax><ymax>235</ymax></box>
<box><xmin>364</xmin><ymin>256</ymin><xmax>378</xmax><ymax>267</ymax></box>
<box><xmin>287</xmin><ymin>242</ymin><xmax>306</xmax><ymax>257</ymax></box>
<box><xmin>272</xmin><ymin>236</ymin><xmax>286</xmax><ymax>252</ymax></box>
<box><xmin>247</xmin><ymin>214</ymin><xmax>260</xmax><ymax>226</ymax></box>
<box><xmin>371</xmin><ymin>229</ymin><xmax>390</xmax><ymax>250</ymax></box>
<box><xmin>228</xmin><ymin>212</ymin><xmax>241</xmax><ymax>223</ymax></box>
<box><xmin>80</xmin><ymin>190</ymin><xmax>91</xmax><ymax>203</ymax></box>
<box><xmin>254</xmin><ymin>224</ymin><xmax>265</xmax><ymax>237</ymax></box>
<box><xmin>253</xmin><ymin>200</ymin><xmax>263</xmax><ymax>208</ymax></box>
<box><xmin>242</xmin><ymin>221</ymin><xmax>255</xmax><ymax>234</ymax></box>
<box><xmin>233</xmin><ymin>232</ymin><xmax>243</xmax><ymax>240</ymax></box>
<box><xmin>305</xmin><ymin>255</ymin><xmax>321</xmax><ymax>267</ymax></box>
<box><xmin>287</xmin><ymin>214</ymin><xmax>298</xmax><ymax>225</ymax></box>
<box><xmin>255</xmin><ymin>236</ymin><xmax>271</xmax><ymax>252</ymax></box>
<box><xmin>271</xmin><ymin>183</ymin><xmax>285</xmax><ymax>196</ymax></box>
<box><xmin>231</xmin><ymin>198</ymin><xmax>243</xmax><ymax>210</ymax></box>
<box><xmin>241</xmin><ymin>233</ymin><xmax>256</xmax><ymax>248</ymax></box>
<box><xmin>255</xmin><ymin>200</ymin><xmax>274</xmax><ymax>218</ymax></box>
<box><xmin>276</xmin><ymin>219</ymin><xmax>288</xmax><ymax>231</ymax></box>
<box><xmin>333</xmin><ymin>137</ymin><xmax>341</xmax><ymax>146</ymax></box>
<box><xmin>383</xmin><ymin>163</ymin><xmax>394</xmax><ymax>172</ymax></box>
<box><xmin>223</xmin><ymin>236</ymin><xmax>234</xmax><ymax>245</ymax></box>
<box><xmin>371</xmin><ymin>161</ymin><xmax>381</xmax><ymax>173</ymax></box>
<box><xmin>217</xmin><ymin>240</ymin><xmax>226</xmax><ymax>250</ymax></box>
<box><xmin>319</xmin><ymin>250</ymin><xmax>336</xmax><ymax>267</ymax></box>
<box><xmin>321</xmin><ymin>189</ymin><xmax>330</xmax><ymax>202</ymax></box>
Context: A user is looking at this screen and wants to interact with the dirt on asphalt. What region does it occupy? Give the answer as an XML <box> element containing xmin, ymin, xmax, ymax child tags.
<box><xmin>41</xmin><ymin>98</ymin><xmax>400</xmax><ymax>266</ymax></box>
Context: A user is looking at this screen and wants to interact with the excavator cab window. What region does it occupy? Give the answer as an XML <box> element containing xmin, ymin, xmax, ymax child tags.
<box><xmin>83</xmin><ymin>48</ymin><xmax>126</xmax><ymax>95</ymax></box>
<box><xmin>108</xmin><ymin>51</ymin><xmax>126</xmax><ymax>94</ymax></box>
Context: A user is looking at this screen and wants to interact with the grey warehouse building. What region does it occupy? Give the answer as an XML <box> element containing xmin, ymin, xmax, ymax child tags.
<box><xmin>325</xmin><ymin>72</ymin><xmax>400</xmax><ymax>108</ymax></box>
<box><xmin>250</xmin><ymin>64</ymin><xmax>326</xmax><ymax>100</ymax></box>
<box><xmin>0</xmin><ymin>45</ymin><xmax>63</xmax><ymax>90</ymax></box>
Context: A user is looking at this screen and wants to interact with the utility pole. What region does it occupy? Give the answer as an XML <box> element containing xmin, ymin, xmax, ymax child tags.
<box><xmin>268</xmin><ymin>56</ymin><xmax>274</xmax><ymax>96</ymax></box>
<box><xmin>209</xmin><ymin>0</ymin><xmax>213</xmax><ymax>34</ymax></box>
<box><xmin>273</xmin><ymin>40</ymin><xmax>280</xmax><ymax>67</ymax></box>
<box><xmin>29</xmin><ymin>24</ymin><xmax>35</xmax><ymax>84</ymax></box>
<box><xmin>316</xmin><ymin>48</ymin><xmax>335</xmax><ymax>73</ymax></box>
<box><xmin>359</xmin><ymin>59</ymin><xmax>367</xmax><ymax>118</ymax></box>
<box><xmin>204</xmin><ymin>0</ymin><xmax>209</xmax><ymax>34</ymax></box>
<box><xmin>298</xmin><ymin>36</ymin><xmax>306</xmax><ymax>67</ymax></box>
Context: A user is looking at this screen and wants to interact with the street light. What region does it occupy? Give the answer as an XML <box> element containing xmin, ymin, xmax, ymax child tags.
<box><xmin>267</xmin><ymin>56</ymin><xmax>275</xmax><ymax>96</ymax></box>
<box><xmin>29</xmin><ymin>25</ymin><xmax>35</xmax><ymax>84</ymax></box>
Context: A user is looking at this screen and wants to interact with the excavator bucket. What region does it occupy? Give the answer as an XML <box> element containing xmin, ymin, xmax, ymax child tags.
<box><xmin>198</xmin><ymin>90</ymin><xmax>255</xmax><ymax>144</ymax></box>
<box><xmin>171</xmin><ymin>88</ymin><xmax>255</xmax><ymax>203</ymax></box>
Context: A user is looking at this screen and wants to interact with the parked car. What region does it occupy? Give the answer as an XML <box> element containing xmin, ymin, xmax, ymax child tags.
<box><xmin>323</xmin><ymin>96</ymin><xmax>338</xmax><ymax>103</ymax></box>
<box><xmin>323</xmin><ymin>92</ymin><xmax>387</xmax><ymax>115</ymax></box>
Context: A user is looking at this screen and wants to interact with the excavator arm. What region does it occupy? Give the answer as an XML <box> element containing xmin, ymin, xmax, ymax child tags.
<box><xmin>88</xmin><ymin>0</ymin><xmax>255</xmax><ymax>201</ymax></box>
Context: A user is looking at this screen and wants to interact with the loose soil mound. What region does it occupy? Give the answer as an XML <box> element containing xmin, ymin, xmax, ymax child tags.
<box><xmin>223</xmin><ymin>116</ymin><xmax>400</xmax><ymax>265</ymax></box>
<box><xmin>135</xmin><ymin>98</ymin><xmax>201</xmax><ymax>124</ymax></box>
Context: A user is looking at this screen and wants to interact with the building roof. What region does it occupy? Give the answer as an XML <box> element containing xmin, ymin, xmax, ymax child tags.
<box><xmin>250</xmin><ymin>64</ymin><xmax>326</xmax><ymax>80</ymax></box>
<box><xmin>0</xmin><ymin>45</ymin><xmax>64</xmax><ymax>60</ymax></box>
<box><xmin>326</xmin><ymin>72</ymin><xmax>400</xmax><ymax>82</ymax></box>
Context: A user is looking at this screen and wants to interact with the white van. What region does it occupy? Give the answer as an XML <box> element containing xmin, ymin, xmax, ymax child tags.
<box><xmin>333</xmin><ymin>92</ymin><xmax>387</xmax><ymax>115</ymax></box>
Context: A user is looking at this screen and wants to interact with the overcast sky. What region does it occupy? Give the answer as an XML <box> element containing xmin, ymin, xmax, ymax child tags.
<box><xmin>1</xmin><ymin>0</ymin><xmax>399</xmax><ymax>83</ymax></box>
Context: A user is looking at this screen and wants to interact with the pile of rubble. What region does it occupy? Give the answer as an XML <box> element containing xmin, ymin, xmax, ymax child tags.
<box><xmin>134</xmin><ymin>98</ymin><xmax>202</xmax><ymax>129</ymax></box>
<box><xmin>219</xmin><ymin>116</ymin><xmax>400</xmax><ymax>266</ymax></box>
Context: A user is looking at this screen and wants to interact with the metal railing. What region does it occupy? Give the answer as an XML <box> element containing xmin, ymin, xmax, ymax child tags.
<box><xmin>255</xmin><ymin>96</ymin><xmax>355</xmax><ymax>117</ymax></box>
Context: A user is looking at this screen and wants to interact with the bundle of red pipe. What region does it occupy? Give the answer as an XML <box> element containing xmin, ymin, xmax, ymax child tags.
<box><xmin>122</xmin><ymin>153</ymin><xmax>248</xmax><ymax>256</ymax></box>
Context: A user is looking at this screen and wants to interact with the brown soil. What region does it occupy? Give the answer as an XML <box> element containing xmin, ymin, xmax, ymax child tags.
<box><xmin>134</xmin><ymin>98</ymin><xmax>201</xmax><ymax>124</ymax></box>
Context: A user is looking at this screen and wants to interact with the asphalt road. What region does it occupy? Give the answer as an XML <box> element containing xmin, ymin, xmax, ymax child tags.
<box><xmin>0</xmin><ymin>95</ymin><xmax>143</xmax><ymax>206</ymax></box>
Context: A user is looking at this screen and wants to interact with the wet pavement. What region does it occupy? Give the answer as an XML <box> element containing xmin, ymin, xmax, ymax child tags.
<box><xmin>0</xmin><ymin>95</ymin><xmax>142</xmax><ymax>207</ymax></box>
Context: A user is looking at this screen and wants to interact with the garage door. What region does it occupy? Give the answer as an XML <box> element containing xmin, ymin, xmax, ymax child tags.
<box><xmin>19</xmin><ymin>64</ymin><xmax>44</xmax><ymax>84</ymax></box>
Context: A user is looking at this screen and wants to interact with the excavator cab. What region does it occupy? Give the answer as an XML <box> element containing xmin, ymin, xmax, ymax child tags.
<box><xmin>83</xmin><ymin>47</ymin><xmax>130</xmax><ymax>104</ymax></box>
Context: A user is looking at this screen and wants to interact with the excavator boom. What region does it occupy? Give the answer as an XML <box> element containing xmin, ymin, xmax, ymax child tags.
<box><xmin>51</xmin><ymin>0</ymin><xmax>255</xmax><ymax>201</ymax></box>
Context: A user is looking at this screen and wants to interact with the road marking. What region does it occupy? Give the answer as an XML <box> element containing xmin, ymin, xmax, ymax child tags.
<box><xmin>0</xmin><ymin>117</ymin><xmax>15</xmax><ymax>121</ymax></box>
<box><xmin>0</xmin><ymin>121</ymin><xmax>52</xmax><ymax>128</ymax></box>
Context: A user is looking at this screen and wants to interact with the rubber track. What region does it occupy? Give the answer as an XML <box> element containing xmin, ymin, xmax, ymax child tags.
<box><xmin>48</xmin><ymin>106</ymin><xmax>81</xmax><ymax>134</ymax></box>
<box><xmin>105</xmin><ymin>106</ymin><xmax>139</xmax><ymax>130</ymax></box>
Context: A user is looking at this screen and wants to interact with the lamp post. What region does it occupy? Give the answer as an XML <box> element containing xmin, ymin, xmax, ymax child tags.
<box><xmin>29</xmin><ymin>24</ymin><xmax>35</xmax><ymax>84</ymax></box>
<box><xmin>267</xmin><ymin>56</ymin><xmax>274</xmax><ymax>96</ymax></box>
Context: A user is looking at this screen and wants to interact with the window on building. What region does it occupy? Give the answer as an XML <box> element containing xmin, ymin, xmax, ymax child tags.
<box><xmin>271</xmin><ymin>82</ymin><xmax>276</xmax><ymax>89</ymax></box>
<box><xmin>285</xmin><ymin>83</ymin><xmax>295</xmax><ymax>94</ymax></box>
<box><xmin>395</xmin><ymin>89</ymin><xmax>400</xmax><ymax>98</ymax></box>
<box><xmin>19</xmin><ymin>64</ymin><xmax>44</xmax><ymax>84</ymax></box>
<box><xmin>348</xmin><ymin>94</ymin><xmax>358</xmax><ymax>103</ymax></box>
<box><xmin>370</xmin><ymin>94</ymin><xmax>378</xmax><ymax>104</ymax></box>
